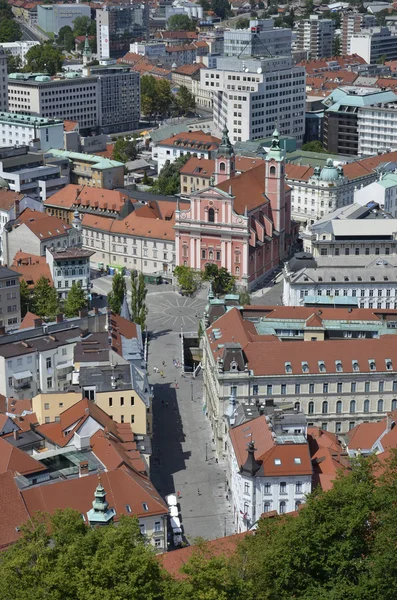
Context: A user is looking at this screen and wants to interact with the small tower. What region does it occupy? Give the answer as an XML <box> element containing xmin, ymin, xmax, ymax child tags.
<box><xmin>72</xmin><ymin>210</ymin><xmax>82</xmax><ymax>247</ymax></box>
<box><xmin>87</xmin><ymin>475</ymin><xmax>116</xmax><ymax>527</ymax></box>
<box><xmin>82</xmin><ymin>33</ymin><xmax>92</xmax><ymax>67</ymax></box>
<box><xmin>214</xmin><ymin>126</ymin><xmax>235</xmax><ymax>185</ymax></box>
<box><xmin>240</xmin><ymin>441</ymin><xmax>260</xmax><ymax>477</ymax></box>
<box><xmin>265</xmin><ymin>128</ymin><xmax>286</xmax><ymax>234</ymax></box>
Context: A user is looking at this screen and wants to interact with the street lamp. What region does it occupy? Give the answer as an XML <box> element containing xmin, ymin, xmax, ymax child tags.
<box><xmin>205</xmin><ymin>442</ymin><xmax>208</xmax><ymax>461</ymax></box>
<box><xmin>190</xmin><ymin>380</ymin><xmax>193</xmax><ymax>402</ymax></box>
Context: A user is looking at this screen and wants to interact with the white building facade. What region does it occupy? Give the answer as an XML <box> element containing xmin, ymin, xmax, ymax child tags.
<box><xmin>358</xmin><ymin>104</ymin><xmax>397</xmax><ymax>156</ymax></box>
<box><xmin>295</xmin><ymin>15</ymin><xmax>335</xmax><ymax>59</ymax></box>
<box><xmin>204</xmin><ymin>55</ymin><xmax>306</xmax><ymax>144</ymax></box>
<box><xmin>350</xmin><ymin>26</ymin><xmax>397</xmax><ymax>63</ymax></box>
<box><xmin>0</xmin><ymin>113</ymin><xmax>64</xmax><ymax>151</ymax></box>
<box><xmin>354</xmin><ymin>173</ymin><xmax>397</xmax><ymax>216</ymax></box>
<box><xmin>0</xmin><ymin>41</ymin><xmax>40</xmax><ymax>66</ymax></box>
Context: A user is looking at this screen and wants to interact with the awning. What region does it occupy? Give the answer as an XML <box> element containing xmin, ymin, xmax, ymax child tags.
<box><xmin>170</xmin><ymin>516</ymin><xmax>181</xmax><ymax>530</ymax></box>
<box><xmin>169</xmin><ymin>506</ymin><xmax>178</xmax><ymax>518</ymax></box>
<box><xmin>166</xmin><ymin>494</ymin><xmax>177</xmax><ymax>507</ymax></box>
<box><xmin>13</xmin><ymin>370</ymin><xmax>33</xmax><ymax>380</ymax></box>
<box><xmin>56</xmin><ymin>360</ymin><xmax>74</xmax><ymax>370</ymax></box>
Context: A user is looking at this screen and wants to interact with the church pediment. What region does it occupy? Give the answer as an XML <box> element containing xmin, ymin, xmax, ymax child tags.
<box><xmin>190</xmin><ymin>186</ymin><xmax>234</xmax><ymax>200</ymax></box>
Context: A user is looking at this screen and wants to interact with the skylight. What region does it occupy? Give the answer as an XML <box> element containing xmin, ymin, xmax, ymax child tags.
<box><xmin>294</xmin><ymin>458</ymin><xmax>301</xmax><ymax>464</ymax></box>
<box><xmin>274</xmin><ymin>458</ymin><xmax>281</xmax><ymax>465</ymax></box>
<box><xmin>142</xmin><ymin>502</ymin><xmax>149</xmax><ymax>511</ymax></box>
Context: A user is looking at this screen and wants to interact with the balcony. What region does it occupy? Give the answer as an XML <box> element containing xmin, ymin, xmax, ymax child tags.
<box><xmin>13</xmin><ymin>370</ymin><xmax>33</xmax><ymax>390</ymax></box>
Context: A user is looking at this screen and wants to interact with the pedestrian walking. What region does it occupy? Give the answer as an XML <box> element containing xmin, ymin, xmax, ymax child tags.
<box><xmin>177</xmin><ymin>491</ymin><xmax>181</xmax><ymax>500</ymax></box>
<box><xmin>162</xmin><ymin>361</ymin><xmax>166</xmax><ymax>367</ymax></box>
<box><xmin>197</xmin><ymin>488</ymin><xmax>200</xmax><ymax>496</ymax></box>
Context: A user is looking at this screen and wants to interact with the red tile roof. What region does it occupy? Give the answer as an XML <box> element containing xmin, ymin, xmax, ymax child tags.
<box><xmin>44</xmin><ymin>184</ymin><xmax>130</xmax><ymax>213</ymax></box>
<box><xmin>19</xmin><ymin>311</ymin><xmax>41</xmax><ymax>330</ymax></box>
<box><xmin>108</xmin><ymin>313</ymin><xmax>138</xmax><ymax>356</ymax></box>
<box><xmin>0</xmin><ymin>437</ymin><xmax>46</xmax><ymax>477</ymax></box>
<box><xmin>344</xmin><ymin>414</ymin><xmax>397</xmax><ymax>452</ymax></box>
<box><xmin>6</xmin><ymin>397</ymin><xmax>33</xmax><ymax>416</ymax></box>
<box><xmin>14</xmin><ymin>209</ymin><xmax>71</xmax><ymax>241</ymax></box>
<box><xmin>12</xmin><ymin>252</ymin><xmax>52</xmax><ymax>288</ymax></box>
<box><xmin>230</xmin><ymin>414</ymin><xmax>274</xmax><ymax>467</ymax></box>
<box><xmin>90</xmin><ymin>429</ymin><xmax>146</xmax><ymax>474</ymax></box>
<box><xmin>22</xmin><ymin>467</ymin><xmax>168</xmax><ymax>521</ymax></box>
<box><xmin>0</xmin><ymin>189</ymin><xmax>24</xmax><ymax>211</ymax></box>
<box><xmin>158</xmin><ymin>130</ymin><xmax>220</xmax><ymax>150</ymax></box>
<box><xmin>173</xmin><ymin>63</ymin><xmax>207</xmax><ymax>76</ymax></box>
<box><xmin>308</xmin><ymin>427</ymin><xmax>351</xmax><ymax>491</ymax></box>
<box><xmin>297</xmin><ymin>54</ymin><xmax>367</xmax><ymax>73</ymax></box>
<box><xmin>159</xmin><ymin>532</ymin><xmax>249</xmax><ymax>578</ymax></box>
<box><xmin>0</xmin><ymin>471</ymin><xmax>30</xmax><ymax>549</ymax></box>
<box><xmin>180</xmin><ymin>155</ymin><xmax>262</xmax><ymax>178</ymax></box>
<box><xmin>63</xmin><ymin>120</ymin><xmax>79</xmax><ymax>132</ymax></box>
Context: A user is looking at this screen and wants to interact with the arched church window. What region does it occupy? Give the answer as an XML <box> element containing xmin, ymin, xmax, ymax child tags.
<box><xmin>208</xmin><ymin>207</ymin><xmax>215</xmax><ymax>222</ymax></box>
<box><xmin>219</xmin><ymin>162</ymin><xmax>226</xmax><ymax>172</ymax></box>
<box><xmin>270</xmin><ymin>166</ymin><xmax>276</xmax><ymax>175</ymax></box>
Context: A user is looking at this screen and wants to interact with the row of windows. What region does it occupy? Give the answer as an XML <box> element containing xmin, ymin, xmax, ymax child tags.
<box><xmin>244</xmin><ymin>481</ymin><xmax>303</xmax><ymax>495</ymax></box>
<box><xmin>249</xmin><ymin>380</ymin><xmax>397</xmax><ymax>396</ymax></box>
<box><xmin>304</xmin><ymin>398</ymin><xmax>396</xmax><ymax>414</ymax></box>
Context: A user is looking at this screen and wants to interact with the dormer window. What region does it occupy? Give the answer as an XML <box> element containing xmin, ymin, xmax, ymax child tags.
<box><xmin>285</xmin><ymin>362</ymin><xmax>292</xmax><ymax>373</ymax></box>
<box><xmin>352</xmin><ymin>360</ymin><xmax>359</xmax><ymax>372</ymax></box>
<box><xmin>344</xmin><ymin>277</ymin><xmax>349</xmax><ymax>282</ymax></box>
<box><xmin>335</xmin><ymin>361</ymin><xmax>343</xmax><ymax>372</ymax></box>
<box><xmin>301</xmin><ymin>362</ymin><xmax>309</xmax><ymax>373</ymax></box>
<box><xmin>331</xmin><ymin>277</ymin><xmax>336</xmax><ymax>282</ymax></box>
<box><xmin>369</xmin><ymin>360</ymin><xmax>376</xmax><ymax>371</ymax></box>
<box><xmin>230</xmin><ymin>359</ymin><xmax>238</xmax><ymax>372</ymax></box>
<box><xmin>318</xmin><ymin>277</ymin><xmax>323</xmax><ymax>282</ymax></box>
<box><xmin>386</xmin><ymin>359</ymin><xmax>393</xmax><ymax>370</ymax></box>
<box><xmin>358</xmin><ymin>277</ymin><xmax>362</xmax><ymax>282</ymax></box>
<box><xmin>318</xmin><ymin>361</ymin><xmax>326</xmax><ymax>372</ymax></box>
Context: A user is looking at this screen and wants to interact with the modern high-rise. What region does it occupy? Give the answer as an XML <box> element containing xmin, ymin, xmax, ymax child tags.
<box><xmin>350</xmin><ymin>26</ymin><xmax>397</xmax><ymax>64</ymax></box>
<box><xmin>223</xmin><ymin>18</ymin><xmax>292</xmax><ymax>58</ymax></box>
<box><xmin>91</xmin><ymin>65</ymin><xmax>140</xmax><ymax>134</ymax></box>
<box><xmin>203</xmin><ymin>55</ymin><xmax>306</xmax><ymax>144</ymax></box>
<box><xmin>7</xmin><ymin>73</ymin><xmax>99</xmax><ymax>132</ymax></box>
<box><xmin>295</xmin><ymin>15</ymin><xmax>334</xmax><ymax>59</ymax></box>
<box><xmin>0</xmin><ymin>48</ymin><xmax>8</xmax><ymax>112</ymax></box>
<box><xmin>96</xmin><ymin>4</ymin><xmax>149</xmax><ymax>60</ymax></box>
<box><xmin>341</xmin><ymin>13</ymin><xmax>377</xmax><ymax>55</ymax></box>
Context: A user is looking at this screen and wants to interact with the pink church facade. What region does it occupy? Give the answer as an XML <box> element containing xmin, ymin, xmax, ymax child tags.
<box><xmin>174</xmin><ymin>128</ymin><xmax>297</xmax><ymax>290</ymax></box>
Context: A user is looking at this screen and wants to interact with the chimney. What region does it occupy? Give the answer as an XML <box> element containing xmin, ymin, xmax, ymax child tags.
<box><xmin>56</xmin><ymin>313</ymin><xmax>63</xmax><ymax>323</ymax></box>
<box><xmin>13</xmin><ymin>429</ymin><xmax>19</xmax><ymax>440</ymax></box>
<box><xmin>14</xmin><ymin>199</ymin><xmax>20</xmax><ymax>218</ymax></box>
<box><xmin>34</xmin><ymin>318</ymin><xmax>42</xmax><ymax>328</ymax></box>
<box><xmin>79</xmin><ymin>460</ymin><xmax>89</xmax><ymax>477</ymax></box>
<box><xmin>93</xmin><ymin>307</ymin><xmax>98</xmax><ymax>315</ymax></box>
<box><xmin>79</xmin><ymin>309</ymin><xmax>88</xmax><ymax>318</ymax></box>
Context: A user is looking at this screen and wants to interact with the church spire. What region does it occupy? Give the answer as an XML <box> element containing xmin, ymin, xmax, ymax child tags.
<box><xmin>82</xmin><ymin>33</ymin><xmax>92</xmax><ymax>67</ymax></box>
<box><xmin>87</xmin><ymin>475</ymin><xmax>116</xmax><ymax>527</ymax></box>
<box><xmin>214</xmin><ymin>125</ymin><xmax>235</xmax><ymax>185</ymax></box>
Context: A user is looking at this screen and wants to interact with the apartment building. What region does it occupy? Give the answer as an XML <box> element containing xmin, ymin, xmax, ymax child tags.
<box><xmin>81</xmin><ymin>199</ymin><xmax>180</xmax><ymax>275</ymax></box>
<box><xmin>229</xmin><ymin>413</ymin><xmax>312</xmax><ymax>530</ymax></box>
<box><xmin>0</xmin><ymin>266</ymin><xmax>21</xmax><ymax>331</ymax></box>
<box><xmin>202</xmin><ymin>302</ymin><xmax>397</xmax><ymax>454</ymax></box>
<box><xmin>205</xmin><ymin>55</ymin><xmax>306</xmax><ymax>144</ymax></box>
<box><xmin>153</xmin><ymin>130</ymin><xmax>220</xmax><ymax>171</ymax></box>
<box><xmin>92</xmin><ymin>65</ymin><xmax>140</xmax><ymax>134</ymax></box>
<box><xmin>96</xmin><ymin>3</ymin><xmax>149</xmax><ymax>60</ymax></box>
<box><xmin>295</xmin><ymin>16</ymin><xmax>334</xmax><ymax>60</ymax></box>
<box><xmin>224</xmin><ymin>18</ymin><xmax>292</xmax><ymax>58</ymax></box>
<box><xmin>8</xmin><ymin>73</ymin><xmax>99</xmax><ymax>132</ymax></box>
<box><xmin>0</xmin><ymin>112</ymin><xmax>63</xmax><ymax>151</ymax></box>
<box><xmin>0</xmin><ymin>190</ymin><xmax>44</xmax><ymax>263</ymax></box>
<box><xmin>46</xmin><ymin>246</ymin><xmax>93</xmax><ymax>299</ymax></box>
<box><xmin>350</xmin><ymin>26</ymin><xmax>397</xmax><ymax>64</ymax></box>
<box><xmin>0</xmin><ymin>48</ymin><xmax>8</xmax><ymax>113</ymax></box>
<box><xmin>358</xmin><ymin>102</ymin><xmax>397</xmax><ymax>156</ymax></box>
<box><xmin>46</xmin><ymin>149</ymin><xmax>124</xmax><ymax>190</ymax></box>
<box><xmin>283</xmin><ymin>255</ymin><xmax>397</xmax><ymax>309</ymax></box>
<box><xmin>341</xmin><ymin>13</ymin><xmax>377</xmax><ymax>54</ymax></box>
<box><xmin>323</xmin><ymin>87</ymin><xmax>397</xmax><ymax>156</ymax></box>
<box><xmin>354</xmin><ymin>173</ymin><xmax>397</xmax><ymax>215</ymax></box>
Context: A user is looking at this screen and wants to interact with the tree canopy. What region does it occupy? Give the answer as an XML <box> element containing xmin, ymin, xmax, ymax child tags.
<box><xmin>130</xmin><ymin>272</ymin><xmax>148</xmax><ymax>330</ymax></box>
<box><xmin>73</xmin><ymin>15</ymin><xmax>96</xmax><ymax>37</ymax></box>
<box><xmin>0</xmin><ymin>0</ymin><xmax>21</xmax><ymax>43</ymax></box>
<box><xmin>175</xmin><ymin>85</ymin><xmax>196</xmax><ymax>116</ymax></box>
<box><xmin>57</xmin><ymin>25</ymin><xmax>75</xmax><ymax>52</ymax></box>
<box><xmin>141</xmin><ymin>76</ymin><xmax>173</xmax><ymax>121</ymax></box>
<box><xmin>19</xmin><ymin>279</ymin><xmax>31</xmax><ymax>318</ymax></box>
<box><xmin>151</xmin><ymin>155</ymin><xmax>190</xmax><ymax>196</ymax></box>
<box><xmin>167</xmin><ymin>14</ymin><xmax>196</xmax><ymax>31</ymax></box>
<box><xmin>32</xmin><ymin>276</ymin><xmax>60</xmax><ymax>320</ymax></box>
<box><xmin>113</xmin><ymin>136</ymin><xmax>138</xmax><ymax>163</ymax></box>
<box><xmin>107</xmin><ymin>271</ymin><xmax>126</xmax><ymax>315</ymax></box>
<box><xmin>301</xmin><ymin>140</ymin><xmax>326</xmax><ymax>153</ymax></box>
<box><xmin>211</xmin><ymin>0</ymin><xmax>231</xmax><ymax>18</ymax></box>
<box><xmin>6</xmin><ymin>52</ymin><xmax>22</xmax><ymax>73</ymax></box>
<box><xmin>24</xmin><ymin>43</ymin><xmax>64</xmax><ymax>76</ymax></box>
<box><xmin>202</xmin><ymin>264</ymin><xmax>236</xmax><ymax>295</ymax></box>
<box><xmin>174</xmin><ymin>265</ymin><xmax>201</xmax><ymax>295</ymax></box>
<box><xmin>234</xmin><ymin>17</ymin><xmax>250</xmax><ymax>28</ymax></box>
<box><xmin>64</xmin><ymin>282</ymin><xmax>87</xmax><ymax>317</ymax></box>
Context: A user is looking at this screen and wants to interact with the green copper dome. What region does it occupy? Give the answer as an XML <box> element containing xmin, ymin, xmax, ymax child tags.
<box><xmin>319</xmin><ymin>159</ymin><xmax>339</xmax><ymax>182</ymax></box>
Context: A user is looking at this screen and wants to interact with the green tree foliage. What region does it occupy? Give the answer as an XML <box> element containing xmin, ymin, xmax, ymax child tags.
<box><xmin>174</xmin><ymin>265</ymin><xmax>200</xmax><ymax>295</ymax></box>
<box><xmin>107</xmin><ymin>271</ymin><xmax>126</xmax><ymax>315</ymax></box>
<box><xmin>151</xmin><ymin>155</ymin><xmax>190</xmax><ymax>195</ymax></box>
<box><xmin>202</xmin><ymin>264</ymin><xmax>236</xmax><ymax>295</ymax></box>
<box><xmin>0</xmin><ymin>509</ymin><xmax>168</xmax><ymax>600</ymax></box>
<box><xmin>24</xmin><ymin>43</ymin><xmax>64</xmax><ymax>76</ymax></box>
<box><xmin>141</xmin><ymin>75</ymin><xmax>173</xmax><ymax>121</ymax></box>
<box><xmin>73</xmin><ymin>15</ymin><xmax>96</xmax><ymax>37</ymax></box>
<box><xmin>19</xmin><ymin>279</ymin><xmax>31</xmax><ymax>318</ymax></box>
<box><xmin>113</xmin><ymin>136</ymin><xmax>138</xmax><ymax>163</ymax></box>
<box><xmin>130</xmin><ymin>272</ymin><xmax>148</xmax><ymax>329</ymax></box>
<box><xmin>6</xmin><ymin>52</ymin><xmax>22</xmax><ymax>73</ymax></box>
<box><xmin>57</xmin><ymin>25</ymin><xmax>75</xmax><ymax>52</ymax></box>
<box><xmin>239</xmin><ymin>289</ymin><xmax>251</xmax><ymax>305</ymax></box>
<box><xmin>167</xmin><ymin>13</ymin><xmax>196</xmax><ymax>31</ymax></box>
<box><xmin>32</xmin><ymin>276</ymin><xmax>59</xmax><ymax>319</ymax></box>
<box><xmin>211</xmin><ymin>0</ymin><xmax>231</xmax><ymax>19</ymax></box>
<box><xmin>333</xmin><ymin>34</ymin><xmax>341</xmax><ymax>57</ymax></box>
<box><xmin>301</xmin><ymin>140</ymin><xmax>326</xmax><ymax>153</ymax></box>
<box><xmin>234</xmin><ymin>17</ymin><xmax>250</xmax><ymax>28</ymax></box>
<box><xmin>64</xmin><ymin>282</ymin><xmax>87</xmax><ymax>317</ymax></box>
<box><xmin>175</xmin><ymin>85</ymin><xmax>196</xmax><ymax>115</ymax></box>
<box><xmin>0</xmin><ymin>1</ymin><xmax>21</xmax><ymax>43</ymax></box>
<box><xmin>198</xmin><ymin>0</ymin><xmax>211</xmax><ymax>10</ymax></box>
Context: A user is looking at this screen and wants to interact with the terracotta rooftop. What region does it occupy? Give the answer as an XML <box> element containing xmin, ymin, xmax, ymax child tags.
<box><xmin>108</xmin><ymin>313</ymin><xmax>138</xmax><ymax>356</ymax></box>
<box><xmin>44</xmin><ymin>184</ymin><xmax>130</xmax><ymax>212</ymax></box>
<box><xmin>207</xmin><ymin>307</ymin><xmax>397</xmax><ymax>375</ymax></box>
<box><xmin>230</xmin><ymin>414</ymin><xmax>274</xmax><ymax>468</ymax></box>
<box><xmin>12</xmin><ymin>252</ymin><xmax>52</xmax><ymax>287</ymax></box>
<box><xmin>90</xmin><ymin>429</ymin><xmax>146</xmax><ymax>474</ymax></box>
<box><xmin>297</xmin><ymin>54</ymin><xmax>367</xmax><ymax>73</ymax></box>
<box><xmin>0</xmin><ymin>189</ymin><xmax>24</xmax><ymax>211</ymax></box>
<box><xmin>308</xmin><ymin>427</ymin><xmax>351</xmax><ymax>491</ymax></box>
<box><xmin>63</xmin><ymin>120</ymin><xmax>79</xmax><ymax>132</ymax></box>
<box><xmin>0</xmin><ymin>436</ymin><xmax>46</xmax><ymax>477</ymax></box>
<box><xmin>251</xmin><ymin>305</ymin><xmax>397</xmax><ymax>322</ymax></box>
<box><xmin>6</xmin><ymin>397</ymin><xmax>33</xmax><ymax>416</ymax></box>
<box><xmin>19</xmin><ymin>311</ymin><xmax>41</xmax><ymax>330</ymax></box>
<box><xmin>159</xmin><ymin>532</ymin><xmax>249</xmax><ymax>578</ymax></box>
<box><xmin>157</xmin><ymin>130</ymin><xmax>220</xmax><ymax>150</ymax></box>
<box><xmin>14</xmin><ymin>209</ymin><xmax>71</xmax><ymax>240</ymax></box>
<box><xmin>173</xmin><ymin>63</ymin><xmax>207</xmax><ymax>76</ymax></box>
<box><xmin>0</xmin><ymin>471</ymin><xmax>30</xmax><ymax>549</ymax></box>
<box><xmin>156</xmin><ymin>30</ymin><xmax>198</xmax><ymax>39</ymax></box>
<box><xmin>180</xmin><ymin>155</ymin><xmax>262</xmax><ymax>178</ymax></box>
<box><xmin>22</xmin><ymin>466</ymin><xmax>168</xmax><ymax>521</ymax></box>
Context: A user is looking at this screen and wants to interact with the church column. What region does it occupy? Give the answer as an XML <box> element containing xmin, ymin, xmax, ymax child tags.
<box><xmin>227</xmin><ymin>240</ymin><xmax>232</xmax><ymax>272</ymax></box>
<box><xmin>196</xmin><ymin>236</ymin><xmax>201</xmax><ymax>268</ymax></box>
<box><xmin>221</xmin><ymin>240</ymin><xmax>226</xmax><ymax>268</ymax></box>
<box><xmin>190</xmin><ymin>236</ymin><xmax>195</xmax><ymax>269</ymax></box>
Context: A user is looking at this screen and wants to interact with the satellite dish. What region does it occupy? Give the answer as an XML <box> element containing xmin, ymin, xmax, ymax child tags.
<box><xmin>257</xmin><ymin>67</ymin><xmax>263</xmax><ymax>74</ymax></box>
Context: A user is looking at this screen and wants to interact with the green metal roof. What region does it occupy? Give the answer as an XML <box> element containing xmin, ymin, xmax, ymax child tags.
<box><xmin>0</xmin><ymin>112</ymin><xmax>62</xmax><ymax>127</ymax></box>
<box><xmin>377</xmin><ymin>173</ymin><xmax>397</xmax><ymax>189</ymax></box>
<box><xmin>325</xmin><ymin>87</ymin><xmax>397</xmax><ymax>112</ymax></box>
<box><xmin>47</xmin><ymin>149</ymin><xmax>123</xmax><ymax>169</ymax></box>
